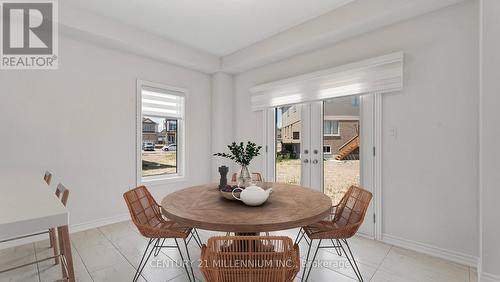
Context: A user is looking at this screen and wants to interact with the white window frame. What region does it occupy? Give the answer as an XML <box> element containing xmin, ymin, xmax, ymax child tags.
<box><xmin>136</xmin><ymin>79</ymin><xmax>187</xmax><ymax>185</ymax></box>
<box><xmin>323</xmin><ymin>120</ymin><xmax>340</xmax><ymax>136</ymax></box>
<box><xmin>323</xmin><ymin>145</ymin><xmax>332</xmax><ymax>154</ymax></box>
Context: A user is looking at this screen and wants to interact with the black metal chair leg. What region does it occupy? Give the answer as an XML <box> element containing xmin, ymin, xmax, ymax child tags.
<box><xmin>192</xmin><ymin>229</ymin><xmax>203</xmax><ymax>248</ymax></box>
<box><xmin>338</xmin><ymin>239</ymin><xmax>363</xmax><ymax>282</ymax></box>
<box><xmin>296</xmin><ymin>228</ymin><xmax>307</xmax><ymax>245</ymax></box>
<box><xmin>300</xmin><ymin>238</ymin><xmax>313</xmax><ymax>282</ymax></box>
<box><xmin>174</xmin><ymin>238</ymin><xmax>193</xmax><ymax>282</ymax></box>
<box><xmin>183</xmin><ymin>238</ymin><xmax>196</xmax><ymax>281</ymax></box>
<box><xmin>153</xmin><ymin>238</ymin><xmax>166</xmax><ymax>256</ymax></box>
<box><xmin>133</xmin><ymin>238</ymin><xmax>156</xmax><ymax>282</ymax></box>
<box><xmin>304</xmin><ymin>239</ymin><xmax>322</xmax><ymax>282</ymax></box>
<box><xmin>294</xmin><ymin>228</ymin><xmax>304</xmax><ymax>244</ymax></box>
<box><xmin>331</xmin><ymin>239</ymin><xmax>342</xmax><ymax>256</ymax></box>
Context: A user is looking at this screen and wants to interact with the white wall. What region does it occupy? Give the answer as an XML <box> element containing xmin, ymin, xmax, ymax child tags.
<box><xmin>0</xmin><ymin>35</ymin><xmax>212</xmax><ymax>228</ymax></box>
<box><xmin>211</xmin><ymin>72</ymin><xmax>235</xmax><ymax>180</ymax></box>
<box><xmin>480</xmin><ymin>0</ymin><xmax>500</xmax><ymax>280</ymax></box>
<box><xmin>233</xmin><ymin>1</ymin><xmax>479</xmax><ymax>261</ymax></box>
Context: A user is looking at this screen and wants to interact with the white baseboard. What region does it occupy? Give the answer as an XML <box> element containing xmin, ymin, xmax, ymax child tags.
<box><xmin>69</xmin><ymin>213</ymin><xmax>130</xmax><ymax>233</ymax></box>
<box><xmin>0</xmin><ymin>213</ymin><xmax>130</xmax><ymax>250</ymax></box>
<box><xmin>481</xmin><ymin>272</ymin><xmax>500</xmax><ymax>282</ymax></box>
<box><xmin>382</xmin><ymin>233</ymin><xmax>479</xmax><ymax>267</ymax></box>
<box><xmin>356</xmin><ymin>232</ymin><xmax>375</xmax><ymax>240</ymax></box>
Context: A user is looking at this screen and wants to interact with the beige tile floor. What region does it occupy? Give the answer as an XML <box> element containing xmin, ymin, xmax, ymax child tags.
<box><xmin>0</xmin><ymin>221</ymin><xmax>478</xmax><ymax>282</ymax></box>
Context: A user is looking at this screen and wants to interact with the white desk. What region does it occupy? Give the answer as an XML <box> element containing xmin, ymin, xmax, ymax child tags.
<box><xmin>0</xmin><ymin>169</ymin><xmax>75</xmax><ymax>281</ymax></box>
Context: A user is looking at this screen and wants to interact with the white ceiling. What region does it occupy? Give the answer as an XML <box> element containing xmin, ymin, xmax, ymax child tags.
<box><xmin>62</xmin><ymin>0</ymin><xmax>354</xmax><ymax>56</ymax></box>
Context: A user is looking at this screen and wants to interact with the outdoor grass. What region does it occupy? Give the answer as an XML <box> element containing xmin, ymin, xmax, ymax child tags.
<box><xmin>142</xmin><ymin>150</ymin><xmax>177</xmax><ymax>176</ymax></box>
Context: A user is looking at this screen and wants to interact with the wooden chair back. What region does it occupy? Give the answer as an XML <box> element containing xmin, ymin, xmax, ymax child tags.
<box><xmin>201</xmin><ymin>236</ymin><xmax>299</xmax><ymax>282</ymax></box>
<box><xmin>231</xmin><ymin>172</ymin><xmax>263</xmax><ymax>183</ymax></box>
<box><xmin>43</xmin><ymin>171</ymin><xmax>52</xmax><ymax>185</ymax></box>
<box><xmin>333</xmin><ymin>186</ymin><xmax>372</xmax><ymax>235</ymax></box>
<box><xmin>55</xmin><ymin>183</ymin><xmax>69</xmax><ymax>206</ymax></box>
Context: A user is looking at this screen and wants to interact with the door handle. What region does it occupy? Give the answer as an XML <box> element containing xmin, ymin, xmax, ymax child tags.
<box><xmin>303</xmin><ymin>159</ymin><xmax>309</xmax><ymax>164</ymax></box>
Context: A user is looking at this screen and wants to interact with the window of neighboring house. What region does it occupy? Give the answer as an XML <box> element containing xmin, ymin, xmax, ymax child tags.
<box><xmin>138</xmin><ymin>81</ymin><xmax>185</xmax><ymax>183</ymax></box>
<box><xmin>167</xmin><ymin>134</ymin><xmax>175</xmax><ymax>144</ymax></box>
<box><xmin>293</xmin><ymin>132</ymin><xmax>300</xmax><ymax>140</ymax></box>
<box><xmin>324</xmin><ymin>120</ymin><xmax>340</xmax><ymax>136</ymax></box>
<box><xmin>143</xmin><ymin>123</ymin><xmax>155</xmax><ymax>132</ymax></box>
<box><xmin>323</xmin><ymin>145</ymin><xmax>332</xmax><ymax>154</ymax></box>
<box><xmin>167</xmin><ymin>120</ymin><xmax>177</xmax><ymax>131</ymax></box>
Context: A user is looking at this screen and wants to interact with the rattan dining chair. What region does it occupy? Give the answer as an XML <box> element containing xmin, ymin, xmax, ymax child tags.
<box><xmin>295</xmin><ymin>185</ymin><xmax>372</xmax><ymax>282</ymax></box>
<box><xmin>123</xmin><ymin>186</ymin><xmax>203</xmax><ymax>282</ymax></box>
<box><xmin>201</xmin><ymin>236</ymin><xmax>300</xmax><ymax>282</ymax></box>
<box><xmin>231</xmin><ymin>172</ymin><xmax>263</xmax><ymax>183</ymax></box>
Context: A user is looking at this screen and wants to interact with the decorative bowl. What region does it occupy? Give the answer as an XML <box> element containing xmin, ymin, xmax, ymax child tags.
<box><xmin>220</xmin><ymin>190</ymin><xmax>240</xmax><ymax>200</ymax></box>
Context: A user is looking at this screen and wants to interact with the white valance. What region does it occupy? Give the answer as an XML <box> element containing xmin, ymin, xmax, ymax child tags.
<box><xmin>141</xmin><ymin>85</ymin><xmax>185</xmax><ymax>119</ymax></box>
<box><xmin>249</xmin><ymin>52</ymin><xmax>403</xmax><ymax>111</ymax></box>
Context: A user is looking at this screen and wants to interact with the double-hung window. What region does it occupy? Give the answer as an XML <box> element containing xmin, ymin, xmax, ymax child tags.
<box><xmin>137</xmin><ymin>80</ymin><xmax>186</xmax><ymax>183</ymax></box>
<box><xmin>324</xmin><ymin>120</ymin><xmax>340</xmax><ymax>136</ymax></box>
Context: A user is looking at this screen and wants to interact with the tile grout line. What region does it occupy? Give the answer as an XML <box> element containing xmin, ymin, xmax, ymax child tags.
<box><xmin>317</xmin><ymin>240</ymin><xmax>384</xmax><ymax>281</ymax></box>
<box><xmin>314</xmin><ymin>247</ymin><xmax>359</xmax><ymax>281</ymax></box>
<box><xmin>370</xmin><ymin>244</ymin><xmax>471</xmax><ymax>282</ymax></box>
<box><xmin>156</xmin><ymin>235</ymin><xmax>205</xmax><ymax>281</ymax></box>
<box><xmin>125</xmin><ymin>221</ymin><xmax>190</xmax><ymax>281</ymax></box>
<box><xmin>70</xmin><ymin>238</ymin><xmax>95</xmax><ymax>282</ymax></box>
<box><xmin>369</xmin><ymin>244</ymin><xmax>393</xmax><ymax>281</ymax></box>
<box><xmin>97</xmin><ymin>227</ymin><xmax>150</xmax><ymax>282</ymax></box>
<box><xmin>32</xmin><ymin>243</ymin><xmax>41</xmax><ymax>282</ymax></box>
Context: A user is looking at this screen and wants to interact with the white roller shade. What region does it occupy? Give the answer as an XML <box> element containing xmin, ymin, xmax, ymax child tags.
<box><xmin>250</xmin><ymin>52</ymin><xmax>403</xmax><ymax>111</ymax></box>
<box><xmin>141</xmin><ymin>86</ymin><xmax>185</xmax><ymax>119</ymax></box>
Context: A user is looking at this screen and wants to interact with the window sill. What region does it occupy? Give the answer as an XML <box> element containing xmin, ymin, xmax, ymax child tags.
<box><xmin>141</xmin><ymin>175</ymin><xmax>186</xmax><ymax>186</ymax></box>
<box><xmin>324</xmin><ymin>134</ymin><xmax>340</xmax><ymax>137</ymax></box>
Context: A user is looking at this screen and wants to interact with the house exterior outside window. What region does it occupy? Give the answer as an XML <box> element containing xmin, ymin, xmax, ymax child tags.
<box><xmin>324</xmin><ymin>120</ymin><xmax>340</xmax><ymax>136</ymax></box>
<box><xmin>142</xmin><ymin>118</ymin><xmax>158</xmax><ymax>144</ymax></box>
<box><xmin>137</xmin><ymin>80</ymin><xmax>186</xmax><ymax>183</ymax></box>
<box><xmin>278</xmin><ymin>99</ymin><xmax>360</xmax><ymax>160</ymax></box>
<box><xmin>165</xmin><ymin>119</ymin><xmax>177</xmax><ymax>145</ymax></box>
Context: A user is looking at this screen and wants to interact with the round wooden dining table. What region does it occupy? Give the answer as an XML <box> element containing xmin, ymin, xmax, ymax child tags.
<box><xmin>161</xmin><ymin>182</ymin><xmax>332</xmax><ymax>233</ymax></box>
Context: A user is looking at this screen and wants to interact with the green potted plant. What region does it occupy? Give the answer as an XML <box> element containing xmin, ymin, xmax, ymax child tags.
<box><xmin>214</xmin><ymin>141</ymin><xmax>262</xmax><ymax>187</ymax></box>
